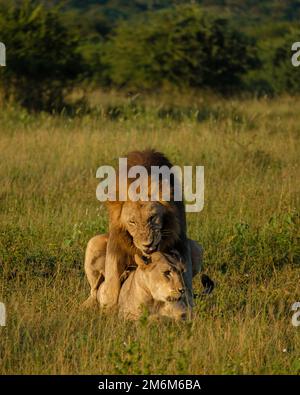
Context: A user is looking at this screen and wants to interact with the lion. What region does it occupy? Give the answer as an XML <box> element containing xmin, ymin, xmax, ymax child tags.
<box><xmin>82</xmin><ymin>234</ymin><xmax>203</xmax><ymax>309</ymax></box>
<box><xmin>97</xmin><ymin>251</ymin><xmax>187</xmax><ymax>320</ymax></box>
<box><xmin>99</xmin><ymin>149</ymin><xmax>196</xmax><ymax>309</ymax></box>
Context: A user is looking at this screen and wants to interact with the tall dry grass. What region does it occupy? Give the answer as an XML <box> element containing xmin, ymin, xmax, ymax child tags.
<box><xmin>0</xmin><ymin>92</ymin><xmax>299</xmax><ymax>374</ymax></box>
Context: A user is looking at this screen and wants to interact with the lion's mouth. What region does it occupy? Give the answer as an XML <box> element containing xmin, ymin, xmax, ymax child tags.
<box><xmin>142</xmin><ymin>242</ymin><xmax>160</xmax><ymax>257</ymax></box>
<box><xmin>166</xmin><ymin>294</ymin><xmax>182</xmax><ymax>302</ymax></box>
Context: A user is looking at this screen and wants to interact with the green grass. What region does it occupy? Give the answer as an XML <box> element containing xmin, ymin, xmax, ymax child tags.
<box><xmin>0</xmin><ymin>92</ymin><xmax>300</xmax><ymax>374</ymax></box>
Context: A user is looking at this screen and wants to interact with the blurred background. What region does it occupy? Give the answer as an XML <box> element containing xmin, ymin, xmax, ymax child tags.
<box><xmin>0</xmin><ymin>0</ymin><xmax>300</xmax><ymax>112</ymax></box>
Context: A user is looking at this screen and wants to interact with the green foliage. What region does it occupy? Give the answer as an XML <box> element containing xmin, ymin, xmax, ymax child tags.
<box><xmin>60</xmin><ymin>0</ymin><xmax>300</xmax><ymax>25</ymax></box>
<box><xmin>242</xmin><ymin>24</ymin><xmax>300</xmax><ymax>95</ymax></box>
<box><xmin>61</xmin><ymin>1</ymin><xmax>300</xmax><ymax>95</ymax></box>
<box><xmin>102</xmin><ymin>4</ymin><xmax>259</xmax><ymax>92</ymax></box>
<box><xmin>1</xmin><ymin>0</ymin><xmax>300</xmax><ymax>109</ymax></box>
<box><xmin>271</xmin><ymin>29</ymin><xmax>300</xmax><ymax>94</ymax></box>
<box><xmin>0</xmin><ymin>0</ymin><xmax>84</xmax><ymax>111</ymax></box>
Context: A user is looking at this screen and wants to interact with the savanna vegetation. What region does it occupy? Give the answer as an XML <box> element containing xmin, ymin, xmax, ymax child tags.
<box><xmin>1</xmin><ymin>0</ymin><xmax>300</xmax><ymax>112</ymax></box>
<box><xmin>0</xmin><ymin>0</ymin><xmax>300</xmax><ymax>375</ymax></box>
<box><xmin>0</xmin><ymin>92</ymin><xmax>299</xmax><ymax>374</ymax></box>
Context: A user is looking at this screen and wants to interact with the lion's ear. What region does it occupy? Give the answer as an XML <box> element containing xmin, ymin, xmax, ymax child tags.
<box><xmin>170</xmin><ymin>249</ymin><xmax>181</xmax><ymax>262</ymax></box>
<box><xmin>134</xmin><ymin>254</ymin><xmax>150</xmax><ymax>268</ymax></box>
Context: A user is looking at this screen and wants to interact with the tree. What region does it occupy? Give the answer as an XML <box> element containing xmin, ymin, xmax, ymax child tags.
<box><xmin>0</xmin><ymin>0</ymin><xmax>84</xmax><ymax>111</ymax></box>
<box><xmin>102</xmin><ymin>4</ymin><xmax>260</xmax><ymax>92</ymax></box>
<box><xmin>271</xmin><ymin>29</ymin><xmax>300</xmax><ymax>94</ymax></box>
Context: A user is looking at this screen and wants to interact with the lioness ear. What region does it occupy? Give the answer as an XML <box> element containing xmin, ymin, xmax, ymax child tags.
<box><xmin>134</xmin><ymin>254</ymin><xmax>150</xmax><ymax>268</ymax></box>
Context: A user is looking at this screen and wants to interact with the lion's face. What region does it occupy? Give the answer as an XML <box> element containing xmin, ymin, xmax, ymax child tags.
<box><xmin>120</xmin><ymin>201</ymin><xmax>165</xmax><ymax>256</ymax></box>
<box><xmin>135</xmin><ymin>252</ymin><xmax>185</xmax><ymax>303</ymax></box>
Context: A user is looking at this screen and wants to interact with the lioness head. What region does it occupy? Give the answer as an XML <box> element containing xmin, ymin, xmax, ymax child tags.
<box><xmin>134</xmin><ymin>251</ymin><xmax>185</xmax><ymax>302</ymax></box>
<box><xmin>121</xmin><ymin>201</ymin><xmax>166</xmax><ymax>256</ymax></box>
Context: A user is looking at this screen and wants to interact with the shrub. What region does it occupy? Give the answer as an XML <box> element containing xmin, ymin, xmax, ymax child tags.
<box><xmin>0</xmin><ymin>0</ymin><xmax>84</xmax><ymax>112</ymax></box>
<box><xmin>102</xmin><ymin>4</ymin><xmax>260</xmax><ymax>92</ymax></box>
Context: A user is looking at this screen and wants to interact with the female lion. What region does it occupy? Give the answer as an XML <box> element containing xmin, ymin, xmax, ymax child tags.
<box><xmin>99</xmin><ymin>251</ymin><xmax>188</xmax><ymax>320</ymax></box>
<box><xmin>82</xmin><ymin>234</ymin><xmax>213</xmax><ymax>320</ymax></box>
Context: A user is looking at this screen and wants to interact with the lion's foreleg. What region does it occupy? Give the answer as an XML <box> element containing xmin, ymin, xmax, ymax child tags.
<box><xmin>99</xmin><ymin>238</ymin><xmax>125</xmax><ymax>309</ymax></box>
<box><xmin>82</xmin><ymin>272</ymin><xmax>105</xmax><ymax>309</ymax></box>
<box><xmin>157</xmin><ymin>301</ymin><xmax>188</xmax><ymax>321</ymax></box>
<box><xmin>99</xmin><ymin>259</ymin><xmax>121</xmax><ymax>309</ymax></box>
<box><xmin>82</xmin><ymin>234</ymin><xmax>107</xmax><ymax>308</ymax></box>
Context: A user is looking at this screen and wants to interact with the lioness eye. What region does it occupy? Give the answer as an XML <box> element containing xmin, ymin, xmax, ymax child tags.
<box><xmin>164</xmin><ymin>270</ymin><xmax>171</xmax><ymax>277</ymax></box>
<box><xmin>129</xmin><ymin>220</ymin><xmax>136</xmax><ymax>226</ymax></box>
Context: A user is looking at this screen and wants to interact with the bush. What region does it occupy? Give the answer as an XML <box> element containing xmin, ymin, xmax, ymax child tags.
<box><xmin>243</xmin><ymin>25</ymin><xmax>300</xmax><ymax>95</ymax></box>
<box><xmin>102</xmin><ymin>4</ymin><xmax>260</xmax><ymax>92</ymax></box>
<box><xmin>0</xmin><ymin>1</ymin><xmax>84</xmax><ymax>112</ymax></box>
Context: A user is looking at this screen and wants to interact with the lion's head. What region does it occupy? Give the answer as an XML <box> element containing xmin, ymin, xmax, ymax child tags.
<box><xmin>134</xmin><ymin>251</ymin><xmax>185</xmax><ymax>302</ymax></box>
<box><xmin>106</xmin><ymin>150</ymin><xmax>185</xmax><ymax>259</ymax></box>
<box><xmin>120</xmin><ymin>200</ymin><xmax>166</xmax><ymax>256</ymax></box>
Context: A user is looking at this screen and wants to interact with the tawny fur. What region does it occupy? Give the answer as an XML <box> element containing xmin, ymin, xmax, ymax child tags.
<box><xmin>82</xmin><ymin>234</ymin><xmax>202</xmax><ymax>311</ymax></box>
<box><xmin>100</xmin><ymin>252</ymin><xmax>187</xmax><ymax>320</ymax></box>
<box><xmin>100</xmin><ymin>149</ymin><xmax>193</xmax><ymax>309</ymax></box>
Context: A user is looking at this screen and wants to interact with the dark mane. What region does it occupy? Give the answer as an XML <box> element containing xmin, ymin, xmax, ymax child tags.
<box><xmin>126</xmin><ymin>149</ymin><xmax>173</xmax><ymax>171</ymax></box>
<box><xmin>106</xmin><ymin>149</ymin><xmax>188</xmax><ymax>263</ymax></box>
<box><xmin>107</xmin><ymin>149</ymin><xmax>179</xmax><ymax>214</ymax></box>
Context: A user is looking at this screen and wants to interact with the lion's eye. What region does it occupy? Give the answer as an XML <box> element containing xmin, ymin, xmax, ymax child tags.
<box><xmin>129</xmin><ymin>220</ymin><xmax>136</xmax><ymax>226</ymax></box>
<box><xmin>164</xmin><ymin>270</ymin><xmax>171</xmax><ymax>278</ymax></box>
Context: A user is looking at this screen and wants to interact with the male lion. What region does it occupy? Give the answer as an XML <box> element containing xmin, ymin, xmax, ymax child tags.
<box><xmin>99</xmin><ymin>150</ymin><xmax>196</xmax><ymax>309</ymax></box>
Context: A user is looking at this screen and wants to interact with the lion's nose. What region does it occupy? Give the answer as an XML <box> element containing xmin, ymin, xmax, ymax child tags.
<box><xmin>142</xmin><ymin>240</ymin><xmax>153</xmax><ymax>248</ymax></box>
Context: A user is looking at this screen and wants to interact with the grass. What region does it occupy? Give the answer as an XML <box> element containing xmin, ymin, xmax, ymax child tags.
<box><xmin>0</xmin><ymin>91</ymin><xmax>299</xmax><ymax>374</ymax></box>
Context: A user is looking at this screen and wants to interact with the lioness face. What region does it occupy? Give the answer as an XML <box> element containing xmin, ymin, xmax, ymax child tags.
<box><xmin>137</xmin><ymin>252</ymin><xmax>185</xmax><ymax>302</ymax></box>
<box><xmin>121</xmin><ymin>201</ymin><xmax>164</xmax><ymax>256</ymax></box>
